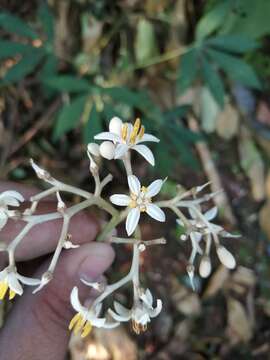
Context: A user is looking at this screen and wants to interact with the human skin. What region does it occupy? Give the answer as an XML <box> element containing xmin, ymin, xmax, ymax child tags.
<box><xmin>0</xmin><ymin>182</ymin><xmax>115</xmax><ymax>360</ymax></box>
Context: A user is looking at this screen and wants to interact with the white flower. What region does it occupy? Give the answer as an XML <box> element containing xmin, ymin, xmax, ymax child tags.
<box><xmin>69</xmin><ymin>287</ymin><xmax>118</xmax><ymax>338</ymax></box>
<box><xmin>0</xmin><ymin>191</ymin><xmax>24</xmax><ymax>230</ymax></box>
<box><xmin>110</xmin><ymin>175</ymin><xmax>165</xmax><ymax>236</ymax></box>
<box><xmin>109</xmin><ymin>288</ymin><xmax>162</xmax><ymax>334</ymax></box>
<box><xmin>0</xmin><ymin>266</ymin><xmax>40</xmax><ymax>300</ymax></box>
<box><xmin>94</xmin><ymin>117</ymin><xmax>159</xmax><ymax>166</ymax></box>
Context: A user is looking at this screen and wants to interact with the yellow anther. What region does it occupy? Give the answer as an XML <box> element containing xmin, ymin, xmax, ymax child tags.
<box><xmin>141</xmin><ymin>186</ymin><xmax>148</xmax><ymax>193</ymax></box>
<box><xmin>121</xmin><ymin>123</ymin><xmax>128</xmax><ymax>141</ymax></box>
<box><xmin>81</xmin><ymin>321</ymin><xmax>92</xmax><ymax>338</ymax></box>
<box><xmin>130</xmin><ymin>118</ymin><xmax>141</xmax><ymax>144</ymax></box>
<box><xmin>140</xmin><ymin>205</ymin><xmax>147</xmax><ymax>212</ymax></box>
<box><xmin>0</xmin><ymin>281</ymin><xmax>8</xmax><ymax>300</ymax></box>
<box><xmin>130</xmin><ymin>193</ymin><xmax>137</xmax><ymax>201</ymax></box>
<box><xmin>138</xmin><ymin>125</ymin><xmax>145</xmax><ymax>139</ymax></box>
<box><xmin>132</xmin><ymin>320</ymin><xmax>147</xmax><ymax>334</ymax></box>
<box><xmin>9</xmin><ymin>289</ymin><xmax>16</xmax><ymax>300</ymax></box>
<box><xmin>129</xmin><ymin>200</ymin><xmax>137</xmax><ymax>208</ymax></box>
<box><xmin>74</xmin><ymin>315</ymin><xmax>85</xmax><ymax>335</ymax></box>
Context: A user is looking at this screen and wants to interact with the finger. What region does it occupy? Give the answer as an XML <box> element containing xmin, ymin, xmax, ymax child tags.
<box><xmin>0</xmin><ymin>242</ymin><xmax>114</xmax><ymax>360</ymax></box>
<box><xmin>0</xmin><ymin>201</ymin><xmax>100</xmax><ymax>261</ymax></box>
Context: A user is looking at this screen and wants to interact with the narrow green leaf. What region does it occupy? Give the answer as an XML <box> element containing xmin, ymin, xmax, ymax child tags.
<box><xmin>135</xmin><ymin>18</ymin><xmax>158</xmax><ymax>63</ymax></box>
<box><xmin>207</xmin><ymin>48</ymin><xmax>261</xmax><ymax>89</ymax></box>
<box><xmin>2</xmin><ymin>50</ymin><xmax>44</xmax><ymax>84</ymax></box>
<box><xmin>201</xmin><ymin>56</ymin><xmax>225</xmax><ymax>108</ymax></box>
<box><xmin>0</xmin><ymin>40</ymin><xmax>34</xmax><ymax>59</ymax></box>
<box><xmin>53</xmin><ymin>95</ymin><xmax>88</xmax><ymax>140</ymax></box>
<box><xmin>207</xmin><ymin>35</ymin><xmax>259</xmax><ymax>53</ymax></box>
<box><xmin>195</xmin><ymin>1</ymin><xmax>232</xmax><ymax>40</ymax></box>
<box><xmin>83</xmin><ymin>103</ymin><xmax>102</xmax><ymax>144</ymax></box>
<box><xmin>38</xmin><ymin>2</ymin><xmax>54</xmax><ymax>43</ymax></box>
<box><xmin>43</xmin><ymin>75</ymin><xmax>90</xmax><ymax>93</ymax></box>
<box><xmin>39</xmin><ymin>54</ymin><xmax>58</xmax><ymax>79</ymax></box>
<box><xmin>177</xmin><ymin>48</ymin><xmax>198</xmax><ymax>94</ymax></box>
<box><xmin>0</xmin><ymin>12</ymin><xmax>38</xmax><ymax>39</ymax></box>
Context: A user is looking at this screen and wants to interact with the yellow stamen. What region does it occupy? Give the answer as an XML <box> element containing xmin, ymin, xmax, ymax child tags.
<box><xmin>9</xmin><ymin>289</ymin><xmax>16</xmax><ymax>300</ymax></box>
<box><xmin>141</xmin><ymin>186</ymin><xmax>148</xmax><ymax>193</ymax></box>
<box><xmin>121</xmin><ymin>123</ymin><xmax>128</xmax><ymax>141</ymax></box>
<box><xmin>130</xmin><ymin>193</ymin><xmax>137</xmax><ymax>201</ymax></box>
<box><xmin>129</xmin><ymin>200</ymin><xmax>137</xmax><ymax>208</ymax></box>
<box><xmin>0</xmin><ymin>281</ymin><xmax>8</xmax><ymax>300</ymax></box>
<box><xmin>140</xmin><ymin>205</ymin><xmax>147</xmax><ymax>212</ymax></box>
<box><xmin>138</xmin><ymin>125</ymin><xmax>145</xmax><ymax>139</ymax></box>
<box><xmin>130</xmin><ymin>118</ymin><xmax>141</xmax><ymax>144</ymax></box>
<box><xmin>69</xmin><ymin>313</ymin><xmax>82</xmax><ymax>331</ymax></box>
<box><xmin>74</xmin><ymin>314</ymin><xmax>85</xmax><ymax>335</ymax></box>
<box><xmin>81</xmin><ymin>321</ymin><xmax>92</xmax><ymax>338</ymax></box>
<box><xmin>132</xmin><ymin>320</ymin><xmax>147</xmax><ymax>334</ymax></box>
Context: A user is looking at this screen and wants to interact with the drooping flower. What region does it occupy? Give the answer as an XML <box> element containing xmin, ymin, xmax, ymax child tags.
<box><xmin>69</xmin><ymin>287</ymin><xmax>118</xmax><ymax>338</ymax></box>
<box><xmin>94</xmin><ymin>117</ymin><xmax>159</xmax><ymax>166</ymax></box>
<box><xmin>109</xmin><ymin>288</ymin><xmax>162</xmax><ymax>334</ymax></box>
<box><xmin>0</xmin><ymin>191</ymin><xmax>24</xmax><ymax>230</ymax></box>
<box><xmin>0</xmin><ymin>266</ymin><xmax>40</xmax><ymax>300</ymax></box>
<box><xmin>110</xmin><ymin>175</ymin><xmax>165</xmax><ymax>236</ymax></box>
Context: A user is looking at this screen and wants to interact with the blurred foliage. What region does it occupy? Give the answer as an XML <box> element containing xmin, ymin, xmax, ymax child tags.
<box><xmin>0</xmin><ymin>0</ymin><xmax>267</xmax><ymax>177</ymax></box>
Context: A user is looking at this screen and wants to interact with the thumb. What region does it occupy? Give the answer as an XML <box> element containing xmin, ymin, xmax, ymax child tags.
<box><xmin>0</xmin><ymin>242</ymin><xmax>114</xmax><ymax>360</ymax></box>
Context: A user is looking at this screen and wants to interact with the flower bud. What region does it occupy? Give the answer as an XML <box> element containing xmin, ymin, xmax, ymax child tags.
<box><xmin>217</xmin><ymin>246</ymin><xmax>236</xmax><ymax>269</ymax></box>
<box><xmin>199</xmin><ymin>256</ymin><xmax>211</xmax><ymax>278</ymax></box>
<box><xmin>109</xmin><ymin>116</ymin><xmax>123</xmax><ymax>135</ymax></box>
<box><xmin>87</xmin><ymin>143</ymin><xmax>100</xmax><ymax>157</ymax></box>
<box><xmin>99</xmin><ymin>141</ymin><xmax>115</xmax><ymax>160</ymax></box>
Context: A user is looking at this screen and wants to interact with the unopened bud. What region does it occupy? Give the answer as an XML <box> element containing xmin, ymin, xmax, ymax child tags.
<box><xmin>109</xmin><ymin>116</ymin><xmax>123</xmax><ymax>135</ymax></box>
<box><xmin>56</xmin><ymin>192</ymin><xmax>66</xmax><ymax>212</ymax></box>
<box><xmin>64</xmin><ymin>240</ymin><xmax>80</xmax><ymax>249</ymax></box>
<box><xmin>180</xmin><ymin>234</ymin><xmax>188</xmax><ymax>241</ymax></box>
<box><xmin>87</xmin><ymin>143</ymin><xmax>100</xmax><ymax>157</ymax></box>
<box><xmin>32</xmin><ymin>271</ymin><xmax>52</xmax><ymax>294</ymax></box>
<box><xmin>138</xmin><ymin>243</ymin><xmax>146</xmax><ymax>252</ymax></box>
<box><xmin>30</xmin><ymin>159</ymin><xmax>51</xmax><ymax>180</ymax></box>
<box><xmin>199</xmin><ymin>256</ymin><xmax>211</xmax><ymax>278</ymax></box>
<box><xmin>99</xmin><ymin>141</ymin><xmax>115</xmax><ymax>160</ymax></box>
<box><xmin>217</xmin><ymin>246</ymin><xmax>236</xmax><ymax>269</ymax></box>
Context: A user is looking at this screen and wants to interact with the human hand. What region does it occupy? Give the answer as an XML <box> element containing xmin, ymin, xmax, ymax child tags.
<box><xmin>0</xmin><ymin>181</ymin><xmax>114</xmax><ymax>360</ymax></box>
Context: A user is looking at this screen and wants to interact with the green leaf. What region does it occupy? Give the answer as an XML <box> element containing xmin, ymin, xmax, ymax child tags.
<box><xmin>53</xmin><ymin>95</ymin><xmax>88</xmax><ymax>140</ymax></box>
<box><xmin>207</xmin><ymin>48</ymin><xmax>261</xmax><ymax>89</ymax></box>
<box><xmin>0</xmin><ymin>40</ymin><xmax>34</xmax><ymax>60</ymax></box>
<box><xmin>103</xmin><ymin>86</ymin><xmax>150</xmax><ymax>109</ymax></box>
<box><xmin>177</xmin><ymin>48</ymin><xmax>198</xmax><ymax>94</ymax></box>
<box><xmin>39</xmin><ymin>54</ymin><xmax>58</xmax><ymax>79</ymax></box>
<box><xmin>207</xmin><ymin>35</ymin><xmax>259</xmax><ymax>54</ymax></box>
<box><xmin>201</xmin><ymin>56</ymin><xmax>225</xmax><ymax>108</ymax></box>
<box><xmin>200</xmin><ymin>86</ymin><xmax>220</xmax><ymax>133</ymax></box>
<box><xmin>0</xmin><ymin>12</ymin><xmax>38</xmax><ymax>39</ymax></box>
<box><xmin>83</xmin><ymin>103</ymin><xmax>102</xmax><ymax>144</ymax></box>
<box><xmin>135</xmin><ymin>18</ymin><xmax>158</xmax><ymax>63</ymax></box>
<box><xmin>2</xmin><ymin>50</ymin><xmax>44</xmax><ymax>84</ymax></box>
<box><xmin>38</xmin><ymin>2</ymin><xmax>54</xmax><ymax>43</ymax></box>
<box><xmin>43</xmin><ymin>75</ymin><xmax>90</xmax><ymax>93</ymax></box>
<box><xmin>195</xmin><ymin>1</ymin><xmax>232</xmax><ymax>40</ymax></box>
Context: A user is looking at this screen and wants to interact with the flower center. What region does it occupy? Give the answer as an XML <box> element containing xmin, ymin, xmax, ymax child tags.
<box><xmin>131</xmin><ymin>319</ymin><xmax>147</xmax><ymax>334</ymax></box>
<box><xmin>121</xmin><ymin>118</ymin><xmax>145</xmax><ymax>145</ymax></box>
<box><xmin>129</xmin><ymin>187</ymin><xmax>151</xmax><ymax>211</ymax></box>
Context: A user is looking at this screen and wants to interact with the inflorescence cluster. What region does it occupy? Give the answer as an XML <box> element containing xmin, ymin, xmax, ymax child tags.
<box><xmin>0</xmin><ymin>117</ymin><xmax>238</xmax><ymax>337</ymax></box>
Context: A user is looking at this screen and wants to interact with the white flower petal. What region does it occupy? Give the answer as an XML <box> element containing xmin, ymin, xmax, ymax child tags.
<box><xmin>109</xmin><ymin>308</ymin><xmax>131</xmax><ymax>322</ymax></box>
<box><xmin>0</xmin><ymin>213</ymin><xmax>8</xmax><ymax>230</ymax></box>
<box><xmin>109</xmin><ymin>117</ymin><xmax>123</xmax><ymax>135</ymax></box>
<box><xmin>0</xmin><ymin>191</ymin><xmax>24</xmax><ymax>203</ymax></box>
<box><xmin>114</xmin><ymin>143</ymin><xmax>129</xmax><ymax>159</ymax></box>
<box><xmin>70</xmin><ymin>286</ymin><xmax>84</xmax><ymax>313</ymax></box>
<box><xmin>146</xmin><ymin>179</ymin><xmax>163</xmax><ymax>197</ymax></box>
<box><xmin>0</xmin><ymin>269</ymin><xmax>7</xmax><ymax>281</ymax></box>
<box><xmin>137</xmin><ymin>133</ymin><xmax>160</xmax><ymax>143</ymax></box>
<box><xmin>128</xmin><ymin>175</ymin><xmax>141</xmax><ymax>196</ymax></box>
<box><xmin>199</xmin><ymin>256</ymin><xmax>212</xmax><ymax>278</ymax></box>
<box><xmin>102</xmin><ymin>320</ymin><xmax>120</xmax><ymax>329</ymax></box>
<box><xmin>94</xmin><ymin>132</ymin><xmax>120</xmax><ymax>142</ymax></box>
<box><xmin>133</xmin><ymin>144</ymin><xmax>155</xmax><ymax>166</ymax></box>
<box><xmin>114</xmin><ymin>301</ymin><xmax>130</xmax><ymax>317</ymax></box>
<box><xmin>150</xmin><ymin>299</ymin><xmax>162</xmax><ymax>317</ymax></box>
<box><xmin>140</xmin><ymin>289</ymin><xmax>153</xmax><ymax>308</ymax></box>
<box><xmin>204</xmin><ymin>206</ymin><xmax>218</xmax><ymax>221</ymax></box>
<box><xmin>17</xmin><ymin>274</ymin><xmax>41</xmax><ymax>286</ymax></box>
<box><xmin>8</xmin><ymin>273</ymin><xmax>23</xmax><ymax>295</ymax></box>
<box><xmin>146</xmin><ymin>204</ymin><xmax>165</xmax><ymax>222</ymax></box>
<box><xmin>126</xmin><ymin>208</ymin><xmax>140</xmax><ymax>236</ymax></box>
<box><xmin>110</xmin><ymin>194</ymin><xmax>130</xmax><ymax>206</ymax></box>
<box><xmin>90</xmin><ymin>317</ymin><xmax>106</xmax><ymax>328</ymax></box>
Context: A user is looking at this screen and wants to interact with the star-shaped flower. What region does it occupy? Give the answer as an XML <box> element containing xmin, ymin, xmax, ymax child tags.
<box><xmin>109</xmin><ymin>288</ymin><xmax>162</xmax><ymax>334</ymax></box>
<box><xmin>0</xmin><ymin>266</ymin><xmax>40</xmax><ymax>300</ymax></box>
<box><xmin>0</xmin><ymin>191</ymin><xmax>24</xmax><ymax>230</ymax></box>
<box><xmin>94</xmin><ymin>117</ymin><xmax>159</xmax><ymax>166</ymax></box>
<box><xmin>110</xmin><ymin>175</ymin><xmax>165</xmax><ymax>236</ymax></box>
<box><xmin>69</xmin><ymin>287</ymin><xmax>118</xmax><ymax>338</ymax></box>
